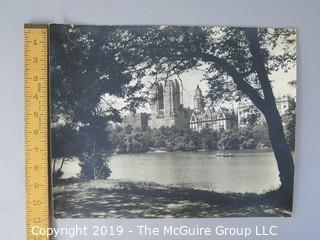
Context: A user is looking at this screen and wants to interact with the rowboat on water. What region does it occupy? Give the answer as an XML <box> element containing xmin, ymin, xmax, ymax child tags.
<box><xmin>216</xmin><ymin>152</ymin><xmax>234</xmax><ymax>157</ymax></box>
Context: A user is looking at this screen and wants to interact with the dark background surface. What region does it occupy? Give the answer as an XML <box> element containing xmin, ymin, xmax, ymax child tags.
<box><xmin>0</xmin><ymin>0</ymin><xmax>319</xmax><ymax>239</ymax></box>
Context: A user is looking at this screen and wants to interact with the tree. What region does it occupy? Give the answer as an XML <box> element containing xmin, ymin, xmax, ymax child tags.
<box><xmin>50</xmin><ymin>25</ymin><xmax>147</xmax><ymax>179</ymax></box>
<box><xmin>125</xmin><ymin>26</ymin><xmax>296</xmax><ymax>207</ymax></box>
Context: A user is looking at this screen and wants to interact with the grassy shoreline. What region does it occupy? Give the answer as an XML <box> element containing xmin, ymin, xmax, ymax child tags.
<box><xmin>53</xmin><ymin>179</ymin><xmax>291</xmax><ymax>218</ymax></box>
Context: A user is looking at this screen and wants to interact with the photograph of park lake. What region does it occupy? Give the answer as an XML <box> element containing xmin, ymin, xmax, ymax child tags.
<box><xmin>50</xmin><ymin>24</ymin><xmax>296</xmax><ymax>218</ymax></box>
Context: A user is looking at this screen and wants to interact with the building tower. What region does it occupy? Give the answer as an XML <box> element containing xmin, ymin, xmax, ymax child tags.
<box><xmin>164</xmin><ymin>79</ymin><xmax>180</xmax><ymax>118</ymax></box>
<box><xmin>194</xmin><ymin>85</ymin><xmax>204</xmax><ymax>112</ymax></box>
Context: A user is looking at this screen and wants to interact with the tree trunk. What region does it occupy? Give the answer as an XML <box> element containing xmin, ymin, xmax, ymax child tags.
<box><xmin>263</xmin><ymin>102</ymin><xmax>294</xmax><ymax>209</ymax></box>
<box><xmin>53</xmin><ymin>157</ymin><xmax>67</xmax><ymax>182</ymax></box>
<box><xmin>242</xmin><ymin>28</ymin><xmax>294</xmax><ymax>209</ymax></box>
<box><xmin>58</xmin><ymin>157</ymin><xmax>66</xmax><ymax>172</ymax></box>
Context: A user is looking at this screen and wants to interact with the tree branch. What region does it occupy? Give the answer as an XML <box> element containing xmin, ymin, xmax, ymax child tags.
<box><xmin>200</xmin><ymin>52</ymin><xmax>266</xmax><ymax>111</ymax></box>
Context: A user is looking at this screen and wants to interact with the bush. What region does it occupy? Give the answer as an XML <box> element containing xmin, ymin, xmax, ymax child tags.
<box><xmin>79</xmin><ymin>154</ymin><xmax>111</xmax><ymax>179</ymax></box>
<box><xmin>239</xmin><ymin>128</ymin><xmax>258</xmax><ymax>149</ymax></box>
<box><xmin>218</xmin><ymin>129</ymin><xmax>240</xmax><ymax>150</ymax></box>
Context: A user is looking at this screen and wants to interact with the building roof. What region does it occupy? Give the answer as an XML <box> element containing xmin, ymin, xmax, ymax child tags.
<box><xmin>216</xmin><ymin>107</ymin><xmax>235</xmax><ymax>119</ymax></box>
<box><xmin>189</xmin><ymin>106</ymin><xmax>235</xmax><ymax>123</ymax></box>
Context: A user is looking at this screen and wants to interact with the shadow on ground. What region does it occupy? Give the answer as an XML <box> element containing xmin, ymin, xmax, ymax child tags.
<box><xmin>53</xmin><ymin>179</ymin><xmax>292</xmax><ymax>218</ymax></box>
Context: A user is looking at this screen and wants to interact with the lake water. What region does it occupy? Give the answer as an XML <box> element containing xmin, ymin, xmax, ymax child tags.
<box><xmin>109</xmin><ymin>150</ymin><xmax>281</xmax><ymax>194</ymax></box>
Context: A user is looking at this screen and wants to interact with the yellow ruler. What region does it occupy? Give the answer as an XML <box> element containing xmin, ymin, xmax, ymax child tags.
<box><xmin>24</xmin><ymin>24</ymin><xmax>50</xmax><ymax>240</ymax></box>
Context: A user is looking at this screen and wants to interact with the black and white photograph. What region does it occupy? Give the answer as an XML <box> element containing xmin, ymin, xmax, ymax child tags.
<box><xmin>50</xmin><ymin>24</ymin><xmax>296</xmax><ymax>218</ymax></box>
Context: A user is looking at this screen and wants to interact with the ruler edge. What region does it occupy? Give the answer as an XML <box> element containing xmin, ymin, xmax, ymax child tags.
<box><xmin>24</xmin><ymin>24</ymin><xmax>49</xmax><ymax>29</ymax></box>
<box><xmin>24</xmin><ymin>23</ymin><xmax>51</xmax><ymax>239</ymax></box>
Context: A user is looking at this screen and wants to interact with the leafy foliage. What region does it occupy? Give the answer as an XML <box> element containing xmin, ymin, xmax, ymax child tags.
<box><xmin>110</xmin><ymin>125</ymin><xmax>261</xmax><ymax>153</ymax></box>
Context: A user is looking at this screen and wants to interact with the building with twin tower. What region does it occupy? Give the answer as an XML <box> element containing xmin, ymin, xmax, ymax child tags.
<box><xmin>149</xmin><ymin>79</ymin><xmax>192</xmax><ymax>129</ymax></box>
<box><xmin>149</xmin><ymin>79</ymin><xmax>237</xmax><ymax>131</ymax></box>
